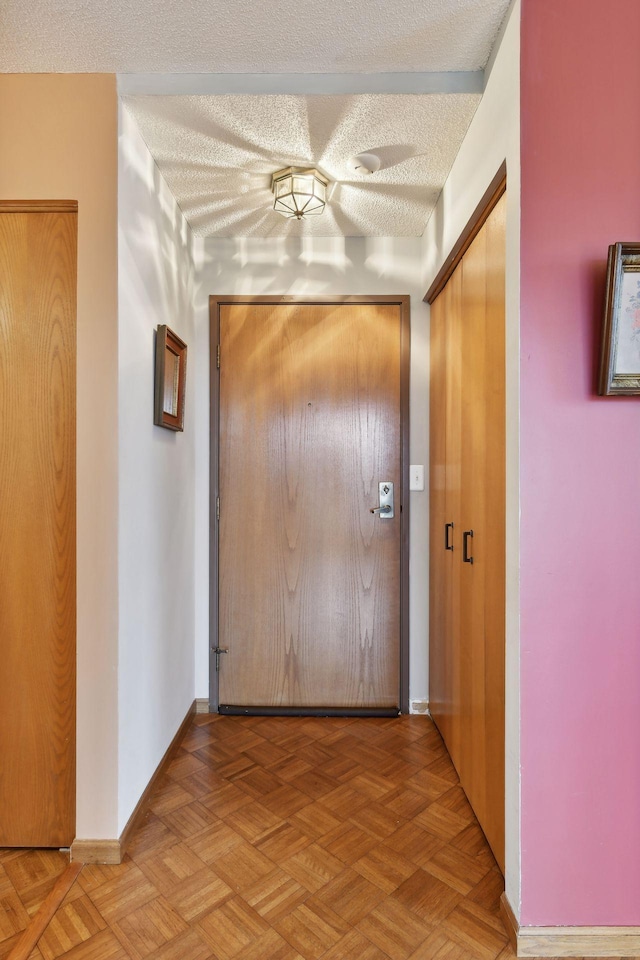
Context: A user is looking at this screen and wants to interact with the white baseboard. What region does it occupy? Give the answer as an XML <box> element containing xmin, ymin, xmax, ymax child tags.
<box><xmin>71</xmin><ymin>699</ymin><xmax>197</xmax><ymax>864</ymax></box>
<box><xmin>409</xmin><ymin>699</ymin><xmax>429</xmax><ymax>715</ymax></box>
<box><xmin>195</xmin><ymin>698</ymin><xmax>211</xmax><ymax>714</ymax></box>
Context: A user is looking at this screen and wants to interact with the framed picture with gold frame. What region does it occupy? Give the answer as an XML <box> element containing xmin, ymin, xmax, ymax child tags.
<box><xmin>599</xmin><ymin>242</ymin><xmax>640</xmax><ymax>395</ymax></box>
<box><xmin>154</xmin><ymin>325</ymin><xmax>187</xmax><ymax>430</ymax></box>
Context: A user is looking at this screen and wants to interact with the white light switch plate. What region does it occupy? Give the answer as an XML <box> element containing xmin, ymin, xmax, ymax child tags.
<box><xmin>410</xmin><ymin>465</ymin><xmax>424</xmax><ymax>491</ymax></box>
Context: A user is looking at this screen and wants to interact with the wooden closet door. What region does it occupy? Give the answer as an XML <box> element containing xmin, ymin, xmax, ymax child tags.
<box><xmin>444</xmin><ymin>266</ymin><xmax>463</xmax><ymax>767</ymax></box>
<box><xmin>459</xmin><ymin>195</ymin><xmax>506</xmax><ymax>871</ymax></box>
<box><xmin>429</xmin><ymin>287</ymin><xmax>448</xmax><ymax>730</ymax></box>
<box><xmin>459</xmin><ymin>216</ymin><xmax>489</xmax><ymax>825</ymax></box>
<box><xmin>430</xmin><ymin>267</ymin><xmax>463</xmax><ymax>762</ymax></box>
<box><xmin>428</xmin><ymin>191</ymin><xmax>506</xmax><ymax>873</ymax></box>
<box><xmin>0</xmin><ymin>206</ymin><xmax>77</xmax><ymax>846</ymax></box>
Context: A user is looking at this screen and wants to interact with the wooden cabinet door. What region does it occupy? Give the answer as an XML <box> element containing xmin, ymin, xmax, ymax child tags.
<box><xmin>0</xmin><ymin>206</ymin><xmax>77</xmax><ymax>846</ymax></box>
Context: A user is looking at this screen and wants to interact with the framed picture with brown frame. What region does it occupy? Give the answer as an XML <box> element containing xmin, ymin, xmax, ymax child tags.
<box><xmin>154</xmin><ymin>325</ymin><xmax>187</xmax><ymax>430</ymax></box>
<box><xmin>599</xmin><ymin>242</ymin><xmax>640</xmax><ymax>396</ymax></box>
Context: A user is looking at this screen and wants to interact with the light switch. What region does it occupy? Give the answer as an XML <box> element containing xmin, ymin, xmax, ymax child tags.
<box><xmin>410</xmin><ymin>465</ymin><xmax>424</xmax><ymax>491</ymax></box>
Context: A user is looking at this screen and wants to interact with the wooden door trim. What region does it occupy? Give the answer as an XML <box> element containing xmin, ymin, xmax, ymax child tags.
<box><xmin>209</xmin><ymin>294</ymin><xmax>411</xmax><ymax>713</ymax></box>
<box><xmin>423</xmin><ymin>162</ymin><xmax>506</xmax><ymax>305</ymax></box>
<box><xmin>0</xmin><ymin>200</ymin><xmax>78</xmax><ymax>213</ymax></box>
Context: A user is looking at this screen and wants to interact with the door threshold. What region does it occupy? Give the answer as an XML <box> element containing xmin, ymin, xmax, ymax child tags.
<box><xmin>219</xmin><ymin>705</ymin><xmax>400</xmax><ymax>718</ymax></box>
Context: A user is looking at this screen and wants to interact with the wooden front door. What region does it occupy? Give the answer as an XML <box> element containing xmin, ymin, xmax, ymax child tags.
<box><xmin>212</xmin><ymin>298</ymin><xmax>408</xmax><ymax>712</ymax></box>
<box><xmin>0</xmin><ymin>203</ymin><xmax>77</xmax><ymax>846</ymax></box>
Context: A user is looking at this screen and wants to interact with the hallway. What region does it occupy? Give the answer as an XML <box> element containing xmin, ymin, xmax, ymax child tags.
<box><xmin>1</xmin><ymin>714</ymin><xmax>519</xmax><ymax>960</ymax></box>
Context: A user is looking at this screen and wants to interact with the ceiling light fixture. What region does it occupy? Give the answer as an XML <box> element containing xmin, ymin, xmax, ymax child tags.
<box><xmin>271</xmin><ymin>167</ymin><xmax>329</xmax><ymax>220</ymax></box>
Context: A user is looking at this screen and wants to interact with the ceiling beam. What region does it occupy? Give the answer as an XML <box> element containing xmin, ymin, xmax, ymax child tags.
<box><xmin>118</xmin><ymin>72</ymin><xmax>484</xmax><ymax>97</ymax></box>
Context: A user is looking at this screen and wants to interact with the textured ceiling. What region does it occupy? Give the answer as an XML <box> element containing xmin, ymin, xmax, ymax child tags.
<box><xmin>2</xmin><ymin>0</ymin><xmax>511</xmax><ymax>73</ymax></box>
<box><xmin>124</xmin><ymin>93</ymin><xmax>481</xmax><ymax>237</ymax></box>
<box><xmin>4</xmin><ymin>0</ymin><xmax>510</xmax><ymax>238</ymax></box>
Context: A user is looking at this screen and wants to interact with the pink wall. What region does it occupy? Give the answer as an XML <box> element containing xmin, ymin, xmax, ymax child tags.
<box><xmin>520</xmin><ymin>0</ymin><xmax>640</xmax><ymax>925</ymax></box>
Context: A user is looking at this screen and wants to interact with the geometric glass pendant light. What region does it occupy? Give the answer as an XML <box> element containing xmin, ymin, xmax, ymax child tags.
<box><xmin>271</xmin><ymin>166</ymin><xmax>329</xmax><ymax>220</ymax></box>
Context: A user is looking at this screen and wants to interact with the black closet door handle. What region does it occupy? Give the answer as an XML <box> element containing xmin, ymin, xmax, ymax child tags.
<box><xmin>445</xmin><ymin>522</ymin><xmax>454</xmax><ymax>551</ymax></box>
<box><xmin>463</xmin><ymin>529</ymin><xmax>474</xmax><ymax>564</ymax></box>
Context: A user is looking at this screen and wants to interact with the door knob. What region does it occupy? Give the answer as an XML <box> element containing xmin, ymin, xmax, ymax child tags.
<box><xmin>370</xmin><ymin>481</ymin><xmax>394</xmax><ymax>519</ymax></box>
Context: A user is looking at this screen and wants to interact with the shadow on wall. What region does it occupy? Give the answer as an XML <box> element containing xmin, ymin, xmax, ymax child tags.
<box><xmin>194</xmin><ymin>235</ymin><xmax>425</xmax><ymax>304</ymax></box>
<box><xmin>120</xmin><ymin>115</ymin><xmax>199</xmax><ymax>325</ymax></box>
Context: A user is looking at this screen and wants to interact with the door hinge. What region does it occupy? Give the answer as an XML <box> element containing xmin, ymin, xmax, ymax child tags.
<box><xmin>216</xmin><ymin>496</ymin><xmax>220</xmax><ymax>521</ymax></box>
<box><xmin>217</xmin><ymin>344</ymin><xmax>220</xmax><ymax>369</ymax></box>
<box><xmin>212</xmin><ymin>646</ymin><xmax>228</xmax><ymax>672</ymax></box>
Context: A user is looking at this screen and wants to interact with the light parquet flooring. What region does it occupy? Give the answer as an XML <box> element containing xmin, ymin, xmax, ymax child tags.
<box><xmin>0</xmin><ymin>716</ymin><xmax>620</xmax><ymax>960</ymax></box>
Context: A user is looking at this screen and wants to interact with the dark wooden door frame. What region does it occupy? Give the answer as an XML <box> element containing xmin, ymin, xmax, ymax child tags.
<box><xmin>209</xmin><ymin>294</ymin><xmax>411</xmax><ymax>714</ymax></box>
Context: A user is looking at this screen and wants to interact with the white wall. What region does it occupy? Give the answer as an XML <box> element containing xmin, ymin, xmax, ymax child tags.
<box><xmin>193</xmin><ymin>236</ymin><xmax>429</xmax><ymax>706</ymax></box>
<box><xmin>117</xmin><ymin>104</ymin><xmax>198</xmax><ymax>831</ymax></box>
<box><xmin>114</xmin><ymin>0</ymin><xmax>519</xmax><ymax>851</ymax></box>
<box><xmin>421</xmin><ymin>0</ymin><xmax>521</xmax><ymax>908</ymax></box>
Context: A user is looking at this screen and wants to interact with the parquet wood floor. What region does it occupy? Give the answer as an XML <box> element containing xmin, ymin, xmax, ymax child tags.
<box><xmin>0</xmin><ymin>716</ymin><xmax>618</xmax><ymax>960</ymax></box>
<box><xmin>0</xmin><ymin>847</ymin><xmax>69</xmax><ymax>959</ymax></box>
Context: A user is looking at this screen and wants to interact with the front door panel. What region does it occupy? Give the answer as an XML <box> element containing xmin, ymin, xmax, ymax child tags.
<box><xmin>218</xmin><ymin>301</ymin><xmax>401</xmax><ymax>709</ymax></box>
